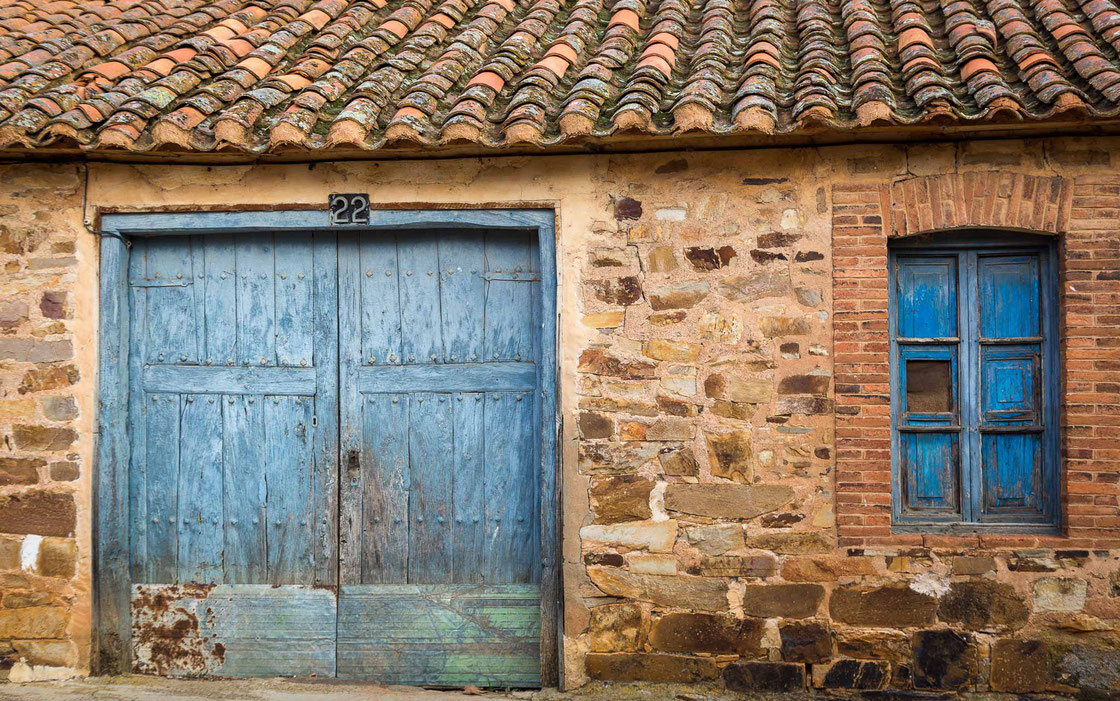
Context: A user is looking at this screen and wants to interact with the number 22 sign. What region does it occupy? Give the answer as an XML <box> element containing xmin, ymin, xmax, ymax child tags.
<box><xmin>329</xmin><ymin>193</ymin><xmax>371</xmax><ymax>225</ymax></box>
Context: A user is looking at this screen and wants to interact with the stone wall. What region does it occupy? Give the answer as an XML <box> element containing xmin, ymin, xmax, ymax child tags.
<box><xmin>0</xmin><ymin>138</ymin><xmax>1116</xmax><ymax>694</ymax></box>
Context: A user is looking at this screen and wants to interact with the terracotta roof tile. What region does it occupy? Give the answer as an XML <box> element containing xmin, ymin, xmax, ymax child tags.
<box><xmin>0</xmin><ymin>0</ymin><xmax>1115</xmax><ymax>153</ymax></box>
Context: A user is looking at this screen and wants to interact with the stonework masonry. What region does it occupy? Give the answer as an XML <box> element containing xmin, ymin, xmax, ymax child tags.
<box><xmin>0</xmin><ymin>137</ymin><xmax>1117</xmax><ymax>694</ymax></box>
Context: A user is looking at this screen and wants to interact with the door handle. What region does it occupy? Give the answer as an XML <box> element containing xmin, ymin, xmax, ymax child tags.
<box><xmin>346</xmin><ymin>448</ymin><xmax>360</xmax><ymax>486</ymax></box>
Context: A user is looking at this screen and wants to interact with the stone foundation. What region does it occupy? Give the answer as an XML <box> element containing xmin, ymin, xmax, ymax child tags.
<box><xmin>0</xmin><ymin>137</ymin><xmax>1117</xmax><ymax>693</ymax></box>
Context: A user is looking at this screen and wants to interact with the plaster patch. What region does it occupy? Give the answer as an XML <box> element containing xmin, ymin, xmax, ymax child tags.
<box><xmin>910</xmin><ymin>572</ymin><xmax>950</xmax><ymax>598</ymax></box>
<box><xmin>649</xmin><ymin>481</ymin><xmax>668</xmax><ymax>522</ymax></box>
<box><xmin>20</xmin><ymin>534</ymin><xmax>42</xmax><ymax>572</ymax></box>
<box><xmin>655</xmin><ymin>207</ymin><xmax>686</xmax><ymax>221</ymax></box>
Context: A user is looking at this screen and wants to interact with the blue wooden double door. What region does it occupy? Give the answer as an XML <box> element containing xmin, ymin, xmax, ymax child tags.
<box><xmin>125</xmin><ymin>229</ymin><xmax>545</xmax><ymax>685</ymax></box>
<box><xmin>892</xmin><ymin>240</ymin><xmax>1058</xmax><ymax>527</ymax></box>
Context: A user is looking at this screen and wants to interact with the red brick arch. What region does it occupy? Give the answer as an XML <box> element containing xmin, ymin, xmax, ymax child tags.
<box><xmin>832</xmin><ymin>171</ymin><xmax>1117</xmax><ymax>549</ymax></box>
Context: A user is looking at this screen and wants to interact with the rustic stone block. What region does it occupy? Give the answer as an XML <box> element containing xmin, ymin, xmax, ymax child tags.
<box><xmin>913</xmin><ymin>629</ymin><xmax>976</xmax><ymax>690</ymax></box>
<box><xmin>684</xmin><ymin>246</ymin><xmax>736</xmax><ymax>271</ymax></box>
<box><xmin>11</xmin><ymin>640</ymin><xmax>74</xmax><ymax>668</ymax></box>
<box><xmin>590</xmin><ymin>276</ymin><xmax>642</xmax><ymax>305</ymax></box>
<box><xmin>705</xmin><ymin>430</ymin><xmax>751</xmax><ymax>482</ymax></box>
<box><xmin>0</xmin><ymin>537</ymin><xmax>19</xmax><ymax>570</ymax></box>
<box><xmin>589</xmin><ymin>475</ymin><xmax>653</xmax><ymax>524</ymax></box>
<box><xmin>648</xmin><ymin>281</ymin><xmax>709</xmax><ymax>310</ymax></box>
<box><xmin>777</xmin><ymin>373</ymin><xmax>830</xmax><ymax>395</ymax></box>
<box><xmin>39</xmin><ymin>292</ymin><xmax>67</xmax><ymax>320</ymax></box>
<box><xmin>760</xmin><ymin>316</ymin><xmax>811</xmax><ymax>338</ymax></box>
<box><xmin>614</xmin><ymin>197</ymin><xmax>642</xmax><ymax>220</ymax></box>
<box><xmin>48</xmin><ymin>461</ymin><xmax>79</xmax><ymax>482</ymax></box>
<box><xmin>757</xmin><ymin>232</ymin><xmax>802</xmax><ymax>248</ymax></box>
<box><xmin>0</xmin><ymin>339</ymin><xmax>72</xmax><ymax>364</ymax></box>
<box><xmin>663</xmin><ymin>483</ymin><xmax>793</xmax><ymax>520</ymax></box>
<box><xmin>581</xmin><ymin>311</ymin><xmax>625</xmax><ymax>328</ymax></box>
<box><xmin>643</xmin><ymin>339</ymin><xmax>700</xmax><ymax>361</ymax></box>
<box><xmin>1033</xmin><ymin>577</ymin><xmax>1088</xmax><ymax>612</ymax></box>
<box><xmin>658</xmin><ymin>447</ymin><xmax>698</xmax><ymax>476</ymax></box>
<box><xmin>18</xmin><ymin>365</ymin><xmax>79</xmax><ymax>394</ymax></box>
<box><xmin>794</xmin><ymin>285</ymin><xmax>823</xmax><ymax>307</ymax></box>
<box><xmin>626</xmin><ymin>553</ymin><xmax>675</xmax><ymax>575</ymax></box>
<box><xmin>0</xmin><ymin>300</ymin><xmax>27</xmax><ymax>328</ymax></box>
<box><xmin>580</xmin><ymin>519</ymin><xmax>676</xmax><ymax>553</ymax></box>
<box><xmin>950</xmin><ymin>556</ymin><xmax>996</xmax><ymax>575</ymax></box>
<box><xmin>710</xmin><ymin>401</ymin><xmax>750</xmax><ymax>419</ymax></box>
<box><xmin>813</xmin><ymin>659</ymin><xmax>890</xmax><ymax>689</ymax></box>
<box><xmin>578</xmin><ymin>349</ymin><xmax>656</xmax><ymax>379</ymax></box>
<box><xmin>716</xmin><ymin>271</ymin><xmax>791</xmax><ymax>303</ymax></box>
<box><xmin>0</xmin><ymin>607</ymin><xmax>67</xmax><ymax>639</ymax></box>
<box><xmin>990</xmin><ymin>639</ymin><xmax>1061</xmax><ymax>693</ymax></box>
<box><xmin>578</xmin><ymin>412</ymin><xmax>613</xmax><ymax>439</ymax></box>
<box><xmin>643</xmin><ymin>418</ymin><xmax>693</xmax><ymax>440</ymax></box>
<box><xmin>698</xmin><ymin>311</ymin><xmax>742</xmax><ymax>342</ymax></box>
<box><xmin>774</xmin><ymin>395</ymin><xmax>833</xmax><ymax>414</ymax></box>
<box><xmin>580</xmin><ymin>397</ymin><xmax>659</xmax><ymax>416</ymax></box>
<box><xmin>588</xmin><ymin>566</ymin><xmax>728</xmax><ymax>611</ymax></box>
<box><xmin>1056</xmin><ymin>643</ymin><xmax>1120</xmax><ymax>696</ymax></box>
<box><xmin>588</xmin><ymin>603</ymin><xmax>643</xmax><ymax>652</ymax></box>
<box><xmin>780</xmin><ymin>619</ymin><xmax>832</xmax><ymax>663</ymax></box>
<box><xmin>689</xmin><ymin>555</ymin><xmax>778</xmax><ymax>577</ymax></box>
<box><xmin>650</xmin><ymin>612</ymin><xmax>763</xmax><ymax>656</ymax></box>
<box><xmin>745</xmin><ymin>531</ymin><xmax>833</xmax><ymax>554</ymax></box>
<box><xmin>829</xmin><ymin>585</ymin><xmax>937</xmax><ymax>627</ymax></box>
<box><xmin>742</xmin><ymin>584</ymin><xmax>824</xmax><ymax>618</ymax></box>
<box><xmin>578</xmin><ymin>442</ymin><xmax>661</xmax><ymax>473</ymax></box>
<box><xmin>684</xmin><ymin>524</ymin><xmax>743</xmax><ymax>556</ymax></box>
<box><xmin>938</xmin><ymin>580</ymin><xmax>1029</xmax><ymax>629</ymax></box>
<box><xmin>586</xmin><ymin>652</ymin><xmax>718</xmax><ymax>683</ymax></box>
<box><xmin>36</xmin><ymin>538</ymin><xmax>76</xmax><ymax>578</ymax></box>
<box><xmin>0</xmin><ymin>458</ymin><xmax>43</xmax><ymax>486</ymax></box>
<box><xmin>40</xmin><ymin>396</ymin><xmax>78</xmax><ymax>421</ymax></box>
<box><xmin>12</xmin><ymin>425</ymin><xmax>76</xmax><ymax>451</ymax></box>
<box><xmin>723</xmin><ymin>661</ymin><xmax>806</xmax><ymax>693</ymax></box>
<box><xmin>647</xmin><ymin>246</ymin><xmax>677</xmax><ymax>272</ymax></box>
<box><xmin>0</xmin><ymin>491</ymin><xmax>76</xmax><ymax>536</ymax></box>
<box><xmin>835</xmin><ymin>629</ymin><xmax>911</xmax><ymax>663</ymax></box>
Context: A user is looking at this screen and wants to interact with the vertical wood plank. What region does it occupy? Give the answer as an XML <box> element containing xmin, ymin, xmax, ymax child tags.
<box><xmin>126</xmin><ymin>240</ymin><xmax>148</xmax><ymax>582</ymax></box>
<box><xmin>438</xmin><ymin>235</ymin><xmax>486</xmax><ymax>364</ymax></box>
<box><xmin>144</xmin><ymin>237</ymin><xmax>198</xmax><ymax>365</ymax></box>
<box><xmin>274</xmin><ymin>232</ymin><xmax>315</xmax><ymax>368</ymax></box>
<box><xmin>223</xmin><ymin>395</ymin><xmax>267</xmax><ymax>584</ymax></box>
<box><xmin>145</xmin><ymin>393</ymin><xmax>181</xmax><ymax>583</ymax></box>
<box><xmin>398</xmin><ymin>234</ymin><xmax>443</xmax><ymax>364</ymax></box>
<box><xmin>338</xmin><ymin>231</ymin><xmax>363</xmax><ymax>584</ymax></box>
<box><xmin>452</xmin><ymin>392</ymin><xmax>485</xmax><ymax>583</ymax></box>
<box><xmin>202</xmin><ymin>234</ymin><xmax>237</xmax><ymax>366</ymax></box>
<box><xmin>236</xmin><ymin>233</ymin><xmax>276</xmax><ymax>367</ymax></box>
<box><xmin>360</xmin><ymin>394</ymin><xmax>410</xmax><ymax>583</ymax></box>
<box><xmin>177</xmin><ymin>394</ymin><xmax>223</xmax><ymax>583</ymax></box>
<box><xmin>359</xmin><ymin>232</ymin><xmax>403</xmax><ymax>365</ymax></box>
<box><xmin>264</xmin><ymin>396</ymin><xmax>314</xmax><ymax>584</ymax></box>
<box><xmin>97</xmin><ymin>234</ymin><xmax>132</xmax><ymax>673</ymax></box>
<box><xmin>311</xmin><ymin>232</ymin><xmax>339</xmax><ymax>586</ymax></box>
<box><xmin>483</xmin><ymin>232</ymin><xmax>533</xmax><ymax>362</ymax></box>
<box><xmin>484</xmin><ymin>391</ymin><xmax>536</xmax><ymax>583</ymax></box>
<box><xmin>407</xmin><ymin>393</ymin><xmax>453</xmax><ymax>584</ymax></box>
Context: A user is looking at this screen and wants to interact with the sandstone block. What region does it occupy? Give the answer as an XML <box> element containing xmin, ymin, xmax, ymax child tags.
<box><xmin>40</xmin><ymin>396</ymin><xmax>78</xmax><ymax>421</ymax></box>
<box><xmin>745</xmin><ymin>531</ymin><xmax>833</xmax><ymax>554</ymax></box>
<box><xmin>11</xmin><ymin>640</ymin><xmax>74</xmax><ymax>668</ymax></box>
<box><xmin>581</xmin><ymin>311</ymin><xmax>624</xmax><ymax>329</ymax></box>
<box><xmin>588</xmin><ymin>602</ymin><xmax>643</xmax><ymax>652</ymax></box>
<box><xmin>643</xmin><ymin>418</ymin><xmax>693</xmax><ymax>440</ymax></box>
<box><xmin>648</xmin><ymin>281</ymin><xmax>709</xmax><ymax>310</ymax></box>
<box><xmin>580</xmin><ymin>519</ymin><xmax>676</xmax><ymax>553</ymax></box>
<box><xmin>578</xmin><ymin>412</ymin><xmax>612</xmax><ymax>439</ymax></box>
<box><xmin>685</xmin><ymin>524</ymin><xmax>744</xmax><ymax>556</ymax></box>
<box><xmin>643</xmin><ymin>339</ymin><xmax>700</xmax><ymax>361</ymax></box>
<box><xmin>586</xmin><ymin>652</ymin><xmax>717</xmax><ymax>683</ymax></box>
<box><xmin>0</xmin><ymin>458</ymin><xmax>43</xmax><ymax>486</ymax></box>
<box><xmin>0</xmin><ymin>339</ymin><xmax>72</xmax><ymax>363</ymax></box>
<box><xmin>663</xmin><ymin>483</ymin><xmax>793</xmax><ymax>520</ymax></box>
<box><xmin>38</xmin><ymin>291</ymin><xmax>67</xmax><ymax>320</ymax></box>
<box><xmin>650</xmin><ymin>612</ymin><xmax>763</xmax><ymax>656</ymax></box>
<box><xmin>780</xmin><ymin>619</ymin><xmax>832</xmax><ymax>663</ymax></box>
<box><xmin>658</xmin><ymin>447</ymin><xmax>698</xmax><ymax>476</ymax></box>
<box><xmin>829</xmin><ymin>585</ymin><xmax>937</xmax><ymax>627</ymax></box>
<box><xmin>588</xmin><ymin>566</ymin><xmax>728</xmax><ymax>611</ymax></box>
<box><xmin>723</xmin><ymin>661</ymin><xmax>805</xmax><ymax>693</ymax></box>
<box><xmin>590</xmin><ymin>276</ymin><xmax>642</xmax><ymax>305</ymax></box>
<box><xmin>0</xmin><ymin>300</ymin><xmax>27</xmax><ymax>328</ymax></box>
<box><xmin>647</xmin><ymin>247</ymin><xmax>677</xmax><ymax>272</ymax></box>
<box><xmin>777</xmin><ymin>373</ymin><xmax>830</xmax><ymax>395</ymax></box>
<box><xmin>938</xmin><ymin>580</ymin><xmax>1029</xmax><ymax>629</ymax></box>
<box><xmin>775</xmin><ymin>395</ymin><xmax>833</xmax><ymax>415</ymax></box>
<box><xmin>780</xmin><ymin>556</ymin><xmax>877</xmax><ymax>582</ymax></box>
<box><xmin>684</xmin><ymin>246</ymin><xmax>736</xmax><ymax>270</ymax></box>
<box><xmin>0</xmin><ymin>537</ymin><xmax>19</xmax><ymax>570</ymax></box>
<box><xmin>705</xmin><ymin>431</ymin><xmax>751</xmax><ymax>482</ymax></box>
<box><xmin>812</xmin><ymin>660</ymin><xmax>890</xmax><ymax>689</ymax></box>
<box><xmin>689</xmin><ymin>555</ymin><xmax>778</xmax><ymax>578</ymax></box>
<box><xmin>834</xmin><ymin>628</ymin><xmax>911</xmax><ymax>663</ymax></box>
<box><xmin>578</xmin><ymin>349</ymin><xmax>655</xmax><ymax>378</ymax></box>
<box><xmin>578</xmin><ymin>442</ymin><xmax>660</xmax><ymax>473</ymax></box>
<box><xmin>37</xmin><ymin>538</ymin><xmax>76</xmax><ymax>578</ymax></box>
<box><xmin>0</xmin><ymin>491</ymin><xmax>76</xmax><ymax>536</ymax></box>
<box><xmin>990</xmin><ymin>639</ymin><xmax>1062</xmax><ymax>693</ymax></box>
<box><xmin>717</xmin><ymin>271</ymin><xmax>791</xmax><ymax>303</ymax></box>
<box><xmin>0</xmin><ymin>607</ymin><xmax>67</xmax><ymax>639</ymax></box>
<box><xmin>742</xmin><ymin>584</ymin><xmax>825</xmax><ymax>618</ymax></box>
<box><xmin>12</xmin><ymin>425</ymin><xmax>76</xmax><ymax>451</ymax></box>
<box><xmin>913</xmin><ymin>629</ymin><xmax>976</xmax><ymax>690</ymax></box>
<box><xmin>589</xmin><ymin>476</ymin><xmax>653</xmax><ymax>524</ymax></box>
<box><xmin>48</xmin><ymin>462</ymin><xmax>79</xmax><ymax>482</ymax></box>
<box><xmin>626</xmin><ymin>553</ymin><xmax>676</xmax><ymax>575</ymax></box>
<box><xmin>1033</xmin><ymin>577</ymin><xmax>1088</xmax><ymax>612</ymax></box>
<box><xmin>761</xmin><ymin>316</ymin><xmax>811</xmax><ymax>338</ymax></box>
<box><xmin>18</xmin><ymin>366</ymin><xmax>79</xmax><ymax>394</ymax></box>
<box><xmin>950</xmin><ymin>556</ymin><xmax>996</xmax><ymax>575</ymax></box>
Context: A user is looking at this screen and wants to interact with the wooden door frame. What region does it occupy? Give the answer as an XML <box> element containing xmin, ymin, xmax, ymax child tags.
<box><xmin>95</xmin><ymin>208</ymin><xmax>561</xmax><ymax>684</ymax></box>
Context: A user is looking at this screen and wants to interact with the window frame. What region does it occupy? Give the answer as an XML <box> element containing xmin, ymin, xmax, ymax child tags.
<box><xmin>888</xmin><ymin>231</ymin><xmax>1061</xmax><ymax>534</ymax></box>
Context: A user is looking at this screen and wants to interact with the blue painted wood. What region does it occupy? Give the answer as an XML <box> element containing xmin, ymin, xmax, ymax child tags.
<box><xmin>222</xmin><ymin>395</ymin><xmax>267</xmax><ymax>583</ymax></box>
<box><xmin>176</xmin><ymin>395</ymin><xmax>223</xmax><ymax>583</ymax></box>
<box><xmin>336</xmin><ymin>584</ymin><xmax>541</xmax><ymax>686</ymax></box>
<box><xmin>438</xmin><ymin>234</ymin><xmax>486</xmax><ymax>363</ymax></box>
<box><xmin>200</xmin><ymin>234</ymin><xmax>237</xmax><ymax>365</ymax></box>
<box><xmin>484</xmin><ymin>231</ymin><xmax>534</xmax><ymax>362</ymax></box>
<box><xmin>142</xmin><ymin>365</ymin><xmax>316</xmax><ymax>394</ymax></box>
<box><xmin>96</xmin><ymin>233</ymin><xmax>132</xmax><ymax>672</ymax></box>
<box><xmin>407</xmin><ymin>393</ymin><xmax>454</xmax><ymax>584</ymax></box>
<box><xmin>901</xmin><ymin>432</ymin><xmax>959</xmax><ymax>512</ymax></box>
<box><xmin>890</xmin><ymin>238</ymin><xmax>1058</xmax><ymax>530</ymax></box>
<box><xmin>360</xmin><ymin>393</ymin><xmax>410</xmax><ymax>583</ymax></box>
<box><xmin>310</xmin><ymin>231</ymin><xmax>340</xmax><ymax>586</ymax></box>
<box><xmin>235</xmin><ymin>234</ymin><xmax>276</xmax><ymax>367</ymax></box>
<box><xmin>132</xmin><ymin>584</ymin><xmax>336</xmax><ymax>678</ymax></box>
<box><xmin>452</xmin><ymin>392</ymin><xmax>485</xmax><ymax>583</ymax></box>
<box><xmin>358</xmin><ymin>232</ymin><xmax>403</xmax><ymax>365</ymax></box>
<box><xmin>356</xmin><ymin>362</ymin><xmax>536</xmax><ymax>393</ymax></box>
<box><xmin>264</xmin><ymin>396</ymin><xmax>314</xmax><ymax>584</ymax></box>
<box><xmin>144</xmin><ymin>394</ymin><xmax>180</xmax><ymax>583</ymax></box>
<box><xmin>484</xmin><ymin>390</ymin><xmax>537</xmax><ymax>584</ymax></box>
<box><xmin>274</xmin><ymin>232</ymin><xmax>315</xmax><ymax>368</ymax></box>
<box><xmin>397</xmin><ymin>233</ymin><xmax>443</xmax><ymax>364</ymax></box>
<box><xmin>126</xmin><ymin>240</ymin><xmax>149</xmax><ymax>583</ymax></box>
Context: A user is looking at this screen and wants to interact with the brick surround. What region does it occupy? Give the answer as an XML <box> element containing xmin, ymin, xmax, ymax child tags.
<box><xmin>833</xmin><ymin>171</ymin><xmax>1120</xmax><ymax>548</ymax></box>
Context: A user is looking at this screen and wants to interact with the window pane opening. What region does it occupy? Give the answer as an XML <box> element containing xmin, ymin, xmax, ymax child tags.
<box><xmin>906</xmin><ymin>360</ymin><xmax>952</xmax><ymax>413</ymax></box>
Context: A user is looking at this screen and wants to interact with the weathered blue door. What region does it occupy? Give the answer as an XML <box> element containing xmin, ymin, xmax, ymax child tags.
<box><xmin>336</xmin><ymin>229</ymin><xmax>543</xmax><ymax>686</ymax></box>
<box><xmin>125</xmin><ymin>227</ymin><xmax>545</xmax><ymax>684</ymax></box>
<box><xmin>891</xmin><ymin>238</ymin><xmax>1058</xmax><ymax>527</ymax></box>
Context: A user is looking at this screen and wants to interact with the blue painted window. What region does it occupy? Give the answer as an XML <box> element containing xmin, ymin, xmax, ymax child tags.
<box><xmin>890</xmin><ymin>233</ymin><xmax>1060</xmax><ymax>530</ymax></box>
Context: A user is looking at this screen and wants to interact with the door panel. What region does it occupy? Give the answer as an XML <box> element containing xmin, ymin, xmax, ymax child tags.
<box><xmin>338</xmin><ymin>229</ymin><xmax>542</xmax><ymax>686</ymax></box>
<box><xmin>127</xmin><ymin>233</ymin><xmax>338</xmax><ymax>677</ymax></box>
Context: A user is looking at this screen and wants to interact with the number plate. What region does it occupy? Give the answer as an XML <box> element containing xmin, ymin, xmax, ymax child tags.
<box><xmin>329</xmin><ymin>193</ymin><xmax>371</xmax><ymax>226</ymax></box>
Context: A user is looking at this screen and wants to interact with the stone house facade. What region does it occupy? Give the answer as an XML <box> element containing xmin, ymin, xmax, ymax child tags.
<box><xmin>0</xmin><ymin>0</ymin><xmax>1118</xmax><ymax>696</ymax></box>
